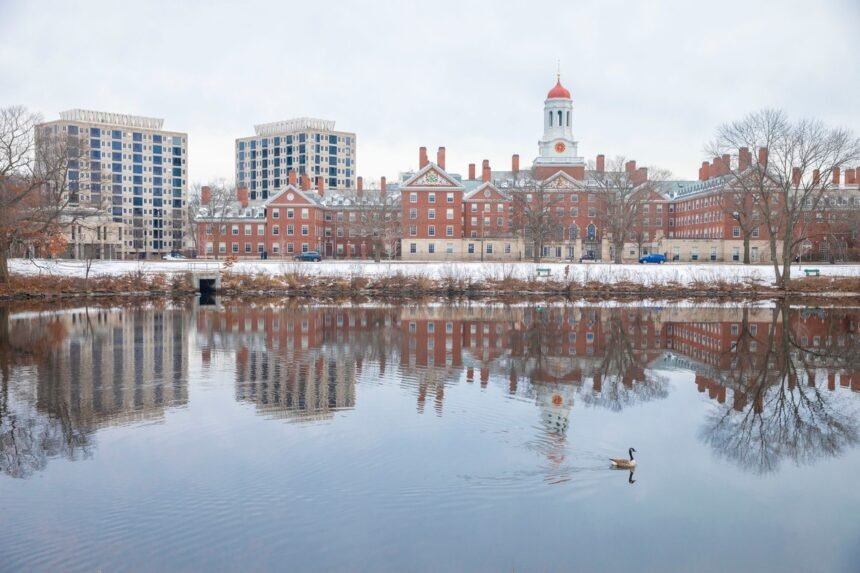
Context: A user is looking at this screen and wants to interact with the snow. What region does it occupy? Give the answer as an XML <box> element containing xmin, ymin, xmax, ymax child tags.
<box><xmin>9</xmin><ymin>258</ymin><xmax>860</xmax><ymax>288</ymax></box>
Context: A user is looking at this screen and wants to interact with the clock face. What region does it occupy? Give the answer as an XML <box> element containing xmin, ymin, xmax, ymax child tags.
<box><xmin>555</xmin><ymin>141</ymin><xmax>566</xmax><ymax>153</ymax></box>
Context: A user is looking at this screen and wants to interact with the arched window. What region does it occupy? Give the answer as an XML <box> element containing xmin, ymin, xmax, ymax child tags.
<box><xmin>587</xmin><ymin>224</ymin><xmax>597</xmax><ymax>241</ymax></box>
<box><xmin>566</xmin><ymin>111</ymin><xmax>570</xmax><ymax>127</ymax></box>
<box><xmin>569</xmin><ymin>225</ymin><xmax>579</xmax><ymax>240</ymax></box>
<box><xmin>549</xmin><ymin>111</ymin><xmax>553</xmax><ymax>127</ymax></box>
<box><xmin>557</xmin><ymin>110</ymin><xmax>563</xmax><ymax>127</ymax></box>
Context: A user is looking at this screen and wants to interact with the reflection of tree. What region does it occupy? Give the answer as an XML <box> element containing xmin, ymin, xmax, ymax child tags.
<box><xmin>580</xmin><ymin>309</ymin><xmax>669</xmax><ymax>411</ymax></box>
<box><xmin>701</xmin><ymin>301</ymin><xmax>860</xmax><ymax>474</ymax></box>
<box><xmin>0</xmin><ymin>305</ymin><xmax>92</xmax><ymax>478</ymax></box>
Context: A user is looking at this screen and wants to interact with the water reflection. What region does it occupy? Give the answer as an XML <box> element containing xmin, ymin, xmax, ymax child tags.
<box><xmin>698</xmin><ymin>301</ymin><xmax>860</xmax><ymax>473</ymax></box>
<box><xmin>0</xmin><ymin>305</ymin><xmax>189</xmax><ymax>477</ymax></box>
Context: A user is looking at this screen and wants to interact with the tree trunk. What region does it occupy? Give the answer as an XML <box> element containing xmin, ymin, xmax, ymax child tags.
<box><xmin>0</xmin><ymin>248</ymin><xmax>9</xmax><ymax>284</ymax></box>
<box><xmin>532</xmin><ymin>240</ymin><xmax>540</xmax><ymax>263</ymax></box>
<box><xmin>743</xmin><ymin>235</ymin><xmax>750</xmax><ymax>264</ymax></box>
<box><xmin>613</xmin><ymin>238</ymin><xmax>623</xmax><ymax>264</ymax></box>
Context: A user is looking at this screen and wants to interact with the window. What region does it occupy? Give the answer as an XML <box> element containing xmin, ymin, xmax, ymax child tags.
<box><xmin>257</xmin><ymin>225</ymin><xmax>265</xmax><ymax>236</ymax></box>
<box><xmin>588</xmin><ymin>207</ymin><xmax>596</xmax><ymax>217</ymax></box>
<box><xmin>446</xmin><ymin>243</ymin><xmax>454</xmax><ymax>254</ymax></box>
<box><xmin>467</xmin><ymin>243</ymin><xmax>475</xmax><ymax>254</ymax></box>
<box><xmin>428</xmin><ymin>243</ymin><xmax>435</xmax><ymax>254</ymax></box>
<box><xmin>428</xmin><ymin>208</ymin><xmax>435</xmax><ymax>220</ymax></box>
<box><xmin>751</xmin><ymin>227</ymin><xmax>759</xmax><ymax>238</ymax></box>
<box><xmin>244</xmin><ymin>225</ymin><xmax>251</xmax><ymax>236</ymax></box>
<box><xmin>505</xmin><ymin>243</ymin><xmax>511</xmax><ymax>254</ymax></box>
<box><xmin>410</xmin><ymin>192</ymin><xmax>418</xmax><ymax>203</ymax></box>
<box><xmin>409</xmin><ymin>225</ymin><xmax>417</xmax><ymax>236</ymax></box>
<box><xmin>410</xmin><ymin>243</ymin><xmax>417</xmax><ymax>253</ymax></box>
<box><xmin>409</xmin><ymin>208</ymin><xmax>417</xmax><ymax>219</ymax></box>
<box><xmin>245</xmin><ymin>243</ymin><xmax>252</xmax><ymax>253</ymax></box>
<box><xmin>287</xmin><ymin>224</ymin><xmax>294</xmax><ymax>235</ymax></box>
<box><xmin>287</xmin><ymin>209</ymin><xmax>294</xmax><ymax>219</ymax></box>
<box><xmin>446</xmin><ymin>225</ymin><xmax>454</xmax><ymax>237</ymax></box>
<box><xmin>428</xmin><ymin>193</ymin><xmax>435</xmax><ymax>203</ymax></box>
<box><xmin>272</xmin><ymin>225</ymin><xmax>280</xmax><ymax>235</ymax></box>
<box><xmin>447</xmin><ymin>192</ymin><xmax>454</xmax><ymax>203</ymax></box>
<box><xmin>446</xmin><ymin>208</ymin><xmax>454</xmax><ymax>220</ymax></box>
<box><xmin>232</xmin><ymin>242</ymin><xmax>239</xmax><ymax>253</ymax></box>
<box><xmin>427</xmin><ymin>225</ymin><xmax>435</xmax><ymax>237</ymax></box>
<box><xmin>232</xmin><ymin>225</ymin><xmax>239</xmax><ymax>235</ymax></box>
<box><xmin>272</xmin><ymin>208</ymin><xmax>280</xmax><ymax>219</ymax></box>
<box><xmin>301</xmin><ymin>208</ymin><xmax>309</xmax><ymax>219</ymax></box>
<box><xmin>486</xmin><ymin>243</ymin><xmax>493</xmax><ymax>254</ymax></box>
<box><xmin>733</xmin><ymin>226</ymin><xmax>741</xmax><ymax>238</ymax></box>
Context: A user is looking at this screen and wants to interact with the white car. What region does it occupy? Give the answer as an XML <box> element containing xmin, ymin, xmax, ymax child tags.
<box><xmin>162</xmin><ymin>253</ymin><xmax>187</xmax><ymax>261</ymax></box>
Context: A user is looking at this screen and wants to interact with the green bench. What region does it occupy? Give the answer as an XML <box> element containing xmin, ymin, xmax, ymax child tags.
<box><xmin>803</xmin><ymin>269</ymin><xmax>820</xmax><ymax>277</ymax></box>
<box><xmin>536</xmin><ymin>267</ymin><xmax>551</xmax><ymax>277</ymax></box>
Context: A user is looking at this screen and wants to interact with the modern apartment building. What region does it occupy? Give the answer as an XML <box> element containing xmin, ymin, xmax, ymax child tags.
<box><xmin>235</xmin><ymin>117</ymin><xmax>356</xmax><ymax>202</ymax></box>
<box><xmin>36</xmin><ymin>109</ymin><xmax>188</xmax><ymax>259</ymax></box>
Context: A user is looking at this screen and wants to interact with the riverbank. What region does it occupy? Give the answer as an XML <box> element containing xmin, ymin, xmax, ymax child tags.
<box><xmin>2</xmin><ymin>258</ymin><xmax>860</xmax><ymax>302</ymax></box>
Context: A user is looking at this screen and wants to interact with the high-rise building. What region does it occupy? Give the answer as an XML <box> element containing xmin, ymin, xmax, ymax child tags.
<box><xmin>235</xmin><ymin>117</ymin><xmax>356</xmax><ymax>202</ymax></box>
<box><xmin>37</xmin><ymin>109</ymin><xmax>188</xmax><ymax>259</ymax></box>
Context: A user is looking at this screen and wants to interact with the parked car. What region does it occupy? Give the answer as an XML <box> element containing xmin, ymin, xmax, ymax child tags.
<box><xmin>579</xmin><ymin>253</ymin><xmax>597</xmax><ymax>263</ymax></box>
<box><xmin>639</xmin><ymin>253</ymin><xmax>667</xmax><ymax>264</ymax></box>
<box><xmin>294</xmin><ymin>251</ymin><xmax>323</xmax><ymax>262</ymax></box>
<box><xmin>162</xmin><ymin>252</ymin><xmax>187</xmax><ymax>261</ymax></box>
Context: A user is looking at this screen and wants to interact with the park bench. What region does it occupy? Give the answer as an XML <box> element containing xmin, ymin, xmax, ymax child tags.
<box><xmin>803</xmin><ymin>268</ymin><xmax>820</xmax><ymax>277</ymax></box>
<box><xmin>536</xmin><ymin>267</ymin><xmax>551</xmax><ymax>277</ymax></box>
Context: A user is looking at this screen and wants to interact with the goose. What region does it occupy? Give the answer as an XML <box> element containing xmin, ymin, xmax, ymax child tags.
<box><xmin>609</xmin><ymin>447</ymin><xmax>637</xmax><ymax>469</ymax></box>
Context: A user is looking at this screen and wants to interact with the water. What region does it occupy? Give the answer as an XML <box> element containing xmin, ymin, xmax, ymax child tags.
<box><xmin>1</xmin><ymin>300</ymin><xmax>859</xmax><ymax>573</ymax></box>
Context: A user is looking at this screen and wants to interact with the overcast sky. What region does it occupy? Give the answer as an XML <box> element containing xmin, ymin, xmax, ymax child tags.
<box><xmin>2</xmin><ymin>0</ymin><xmax>858</xmax><ymax>185</ymax></box>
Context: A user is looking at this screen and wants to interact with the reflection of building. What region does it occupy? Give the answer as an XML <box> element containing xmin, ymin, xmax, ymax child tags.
<box><xmin>34</xmin><ymin>307</ymin><xmax>190</xmax><ymax>428</ymax></box>
<box><xmin>197</xmin><ymin>305</ymin><xmax>400</xmax><ymax>421</ymax></box>
<box><xmin>1</xmin><ymin>306</ymin><xmax>190</xmax><ymax>477</ymax></box>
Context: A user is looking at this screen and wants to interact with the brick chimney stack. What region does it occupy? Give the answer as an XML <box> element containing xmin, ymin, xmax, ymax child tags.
<box><xmin>625</xmin><ymin>160</ymin><xmax>636</xmax><ymax>173</ymax></box>
<box><xmin>846</xmin><ymin>168</ymin><xmax>857</xmax><ymax>185</ymax></box>
<box><xmin>813</xmin><ymin>169</ymin><xmax>820</xmax><ymax>185</ymax></box>
<box><xmin>758</xmin><ymin>147</ymin><xmax>768</xmax><ymax>166</ymax></box>
<box><xmin>317</xmin><ymin>176</ymin><xmax>325</xmax><ymax>197</ymax></box>
<box><xmin>419</xmin><ymin>147</ymin><xmax>428</xmax><ymax>169</ymax></box>
<box><xmin>738</xmin><ymin>147</ymin><xmax>751</xmax><ymax>171</ymax></box>
<box><xmin>380</xmin><ymin>176</ymin><xmax>387</xmax><ymax>193</ymax></box>
<box><xmin>437</xmin><ymin>146</ymin><xmax>446</xmax><ymax>170</ymax></box>
<box><xmin>833</xmin><ymin>167</ymin><xmax>841</xmax><ymax>185</ymax></box>
<box><xmin>712</xmin><ymin>157</ymin><xmax>722</xmax><ymax>177</ymax></box>
<box><xmin>201</xmin><ymin>185</ymin><xmax>211</xmax><ymax>205</ymax></box>
<box><xmin>636</xmin><ymin>167</ymin><xmax>648</xmax><ymax>185</ymax></box>
<box><xmin>481</xmin><ymin>160</ymin><xmax>491</xmax><ymax>183</ymax></box>
<box><xmin>357</xmin><ymin>176</ymin><xmax>363</xmax><ymax>197</ymax></box>
<box><xmin>596</xmin><ymin>154</ymin><xmax>605</xmax><ymax>173</ymax></box>
<box><xmin>288</xmin><ymin>170</ymin><xmax>297</xmax><ymax>187</ymax></box>
<box><xmin>722</xmin><ymin>154</ymin><xmax>731</xmax><ymax>173</ymax></box>
<box><xmin>700</xmin><ymin>161</ymin><xmax>710</xmax><ymax>181</ymax></box>
<box><xmin>300</xmin><ymin>174</ymin><xmax>311</xmax><ymax>191</ymax></box>
<box><xmin>237</xmin><ymin>186</ymin><xmax>249</xmax><ymax>208</ymax></box>
<box><xmin>791</xmin><ymin>167</ymin><xmax>801</xmax><ymax>186</ymax></box>
<box><xmin>512</xmin><ymin>154</ymin><xmax>520</xmax><ymax>174</ymax></box>
<box><xmin>468</xmin><ymin>163</ymin><xmax>476</xmax><ymax>180</ymax></box>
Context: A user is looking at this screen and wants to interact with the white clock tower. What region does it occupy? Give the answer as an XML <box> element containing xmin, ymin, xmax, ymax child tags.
<box><xmin>534</xmin><ymin>75</ymin><xmax>584</xmax><ymax>168</ymax></box>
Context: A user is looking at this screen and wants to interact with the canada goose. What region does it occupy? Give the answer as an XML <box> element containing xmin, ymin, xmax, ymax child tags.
<box><xmin>628</xmin><ymin>470</ymin><xmax>636</xmax><ymax>484</ymax></box>
<box><xmin>610</xmin><ymin>447</ymin><xmax>637</xmax><ymax>469</ymax></box>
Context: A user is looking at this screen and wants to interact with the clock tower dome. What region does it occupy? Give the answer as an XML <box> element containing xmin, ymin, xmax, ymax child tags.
<box><xmin>534</xmin><ymin>74</ymin><xmax>585</xmax><ymax>179</ymax></box>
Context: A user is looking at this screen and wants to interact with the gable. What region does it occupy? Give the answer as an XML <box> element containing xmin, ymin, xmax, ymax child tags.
<box><xmin>464</xmin><ymin>182</ymin><xmax>509</xmax><ymax>202</ymax></box>
<box><xmin>403</xmin><ymin>163</ymin><xmax>463</xmax><ymax>189</ymax></box>
<box><xmin>266</xmin><ymin>185</ymin><xmax>318</xmax><ymax>206</ymax></box>
<box><xmin>542</xmin><ymin>171</ymin><xmax>584</xmax><ymax>190</ymax></box>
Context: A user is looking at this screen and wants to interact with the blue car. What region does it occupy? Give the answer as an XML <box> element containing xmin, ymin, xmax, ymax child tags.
<box><xmin>639</xmin><ymin>253</ymin><xmax>666</xmax><ymax>264</ymax></box>
<box><xmin>294</xmin><ymin>251</ymin><xmax>323</xmax><ymax>262</ymax></box>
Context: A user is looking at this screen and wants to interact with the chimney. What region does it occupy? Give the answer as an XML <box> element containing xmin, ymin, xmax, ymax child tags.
<box><xmin>357</xmin><ymin>176</ymin><xmax>363</xmax><ymax>196</ymax></box>
<box><xmin>380</xmin><ymin>176</ymin><xmax>387</xmax><ymax>193</ymax></box>
<box><xmin>468</xmin><ymin>163</ymin><xmax>476</xmax><ymax>180</ymax></box>
<box><xmin>813</xmin><ymin>169</ymin><xmax>820</xmax><ymax>185</ymax></box>
<box><xmin>738</xmin><ymin>147</ymin><xmax>751</xmax><ymax>171</ymax></box>
<box><xmin>201</xmin><ymin>185</ymin><xmax>211</xmax><ymax>205</ymax></box>
<box><xmin>846</xmin><ymin>168</ymin><xmax>857</xmax><ymax>185</ymax></box>
<box><xmin>288</xmin><ymin>170</ymin><xmax>297</xmax><ymax>187</ymax></box>
<box><xmin>300</xmin><ymin>174</ymin><xmax>311</xmax><ymax>191</ymax></box>
<box><xmin>419</xmin><ymin>146</ymin><xmax>428</xmax><ymax>169</ymax></box>
<box><xmin>482</xmin><ymin>160</ymin><xmax>491</xmax><ymax>183</ymax></box>
<box><xmin>625</xmin><ymin>160</ymin><xmax>636</xmax><ymax>173</ymax></box>
<box><xmin>512</xmin><ymin>154</ymin><xmax>520</xmax><ymax>174</ymax></box>
<box><xmin>636</xmin><ymin>167</ymin><xmax>648</xmax><ymax>184</ymax></box>
<box><xmin>758</xmin><ymin>147</ymin><xmax>768</xmax><ymax>166</ymax></box>
<box><xmin>832</xmin><ymin>167</ymin><xmax>840</xmax><ymax>185</ymax></box>
<box><xmin>596</xmin><ymin>154</ymin><xmax>605</xmax><ymax>173</ymax></box>
<box><xmin>792</xmin><ymin>167</ymin><xmax>801</xmax><ymax>186</ymax></box>
<box><xmin>701</xmin><ymin>161</ymin><xmax>711</xmax><ymax>181</ymax></box>
<box><xmin>437</xmin><ymin>146</ymin><xmax>446</xmax><ymax>170</ymax></box>
<box><xmin>237</xmin><ymin>186</ymin><xmax>249</xmax><ymax>208</ymax></box>
<box><xmin>317</xmin><ymin>176</ymin><xmax>325</xmax><ymax>197</ymax></box>
<box><xmin>722</xmin><ymin>154</ymin><xmax>731</xmax><ymax>173</ymax></box>
<box><xmin>711</xmin><ymin>157</ymin><xmax>722</xmax><ymax>176</ymax></box>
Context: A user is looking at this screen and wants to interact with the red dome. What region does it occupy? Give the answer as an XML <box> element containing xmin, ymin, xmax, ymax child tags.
<box><xmin>547</xmin><ymin>79</ymin><xmax>571</xmax><ymax>100</ymax></box>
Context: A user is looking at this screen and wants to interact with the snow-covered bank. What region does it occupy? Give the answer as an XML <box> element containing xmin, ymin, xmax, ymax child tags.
<box><xmin>8</xmin><ymin>258</ymin><xmax>860</xmax><ymax>288</ymax></box>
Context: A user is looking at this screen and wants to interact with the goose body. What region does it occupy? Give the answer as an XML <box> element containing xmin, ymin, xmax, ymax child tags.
<box><xmin>610</xmin><ymin>447</ymin><xmax>637</xmax><ymax>469</ymax></box>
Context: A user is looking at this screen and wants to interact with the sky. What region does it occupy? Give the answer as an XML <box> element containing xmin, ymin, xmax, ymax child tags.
<box><xmin>1</xmin><ymin>0</ymin><xmax>858</xmax><ymax>186</ymax></box>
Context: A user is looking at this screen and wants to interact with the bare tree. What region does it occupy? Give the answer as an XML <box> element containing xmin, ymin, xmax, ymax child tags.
<box><xmin>186</xmin><ymin>182</ymin><xmax>203</xmax><ymax>257</ymax></box>
<box><xmin>0</xmin><ymin>106</ymin><xmax>85</xmax><ymax>282</ymax></box>
<box><xmin>511</xmin><ymin>173</ymin><xmax>564</xmax><ymax>262</ymax></box>
<box><xmin>197</xmin><ymin>179</ymin><xmax>238</xmax><ymax>259</ymax></box>
<box><xmin>350</xmin><ymin>187</ymin><xmax>401</xmax><ymax>260</ymax></box>
<box><xmin>590</xmin><ymin>157</ymin><xmax>669</xmax><ymax>264</ymax></box>
<box><xmin>707</xmin><ymin>109</ymin><xmax>860</xmax><ymax>287</ymax></box>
